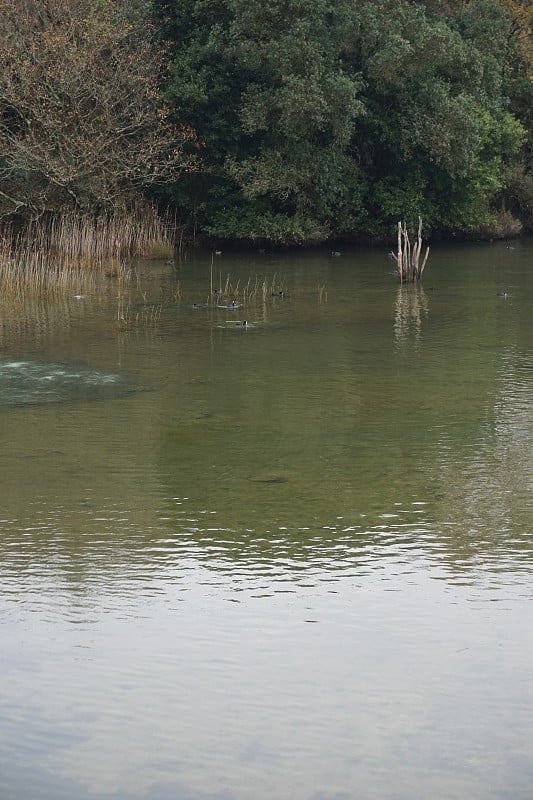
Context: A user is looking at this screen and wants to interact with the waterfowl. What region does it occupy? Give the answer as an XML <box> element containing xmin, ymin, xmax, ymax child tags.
<box><xmin>331</xmin><ymin>251</ymin><xmax>341</xmax><ymax>257</ymax></box>
<box><xmin>271</xmin><ymin>290</ymin><xmax>284</xmax><ymax>297</ymax></box>
<box><xmin>192</xmin><ymin>302</ymin><xmax>207</xmax><ymax>309</ymax></box>
<box><xmin>497</xmin><ymin>291</ymin><xmax>508</xmax><ymax>298</ymax></box>
<box><xmin>235</xmin><ymin>320</ymin><xmax>248</xmax><ymax>327</ymax></box>
<box><xmin>218</xmin><ymin>299</ymin><xmax>242</xmax><ymax>309</ymax></box>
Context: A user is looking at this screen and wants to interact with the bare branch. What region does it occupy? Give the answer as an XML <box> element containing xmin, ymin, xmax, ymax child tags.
<box><xmin>0</xmin><ymin>0</ymin><xmax>197</xmax><ymax>217</ymax></box>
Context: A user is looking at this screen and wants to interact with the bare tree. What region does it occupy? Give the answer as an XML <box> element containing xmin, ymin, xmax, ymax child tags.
<box><xmin>0</xmin><ymin>0</ymin><xmax>196</xmax><ymax>217</ymax></box>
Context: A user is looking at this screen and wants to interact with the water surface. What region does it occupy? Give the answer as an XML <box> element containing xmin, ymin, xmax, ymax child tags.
<box><xmin>1</xmin><ymin>240</ymin><xmax>533</xmax><ymax>800</ymax></box>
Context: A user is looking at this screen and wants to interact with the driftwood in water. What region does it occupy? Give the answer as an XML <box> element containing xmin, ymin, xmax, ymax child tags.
<box><xmin>391</xmin><ymin>217</ymin><xmax>430</xmax><ymax>283</ymax></box>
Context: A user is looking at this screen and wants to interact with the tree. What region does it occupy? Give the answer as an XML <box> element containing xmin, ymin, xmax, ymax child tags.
<box><xmin>0</xmin><ymin>0</ymin><xmax>196</xmax><ymax>218</ymax></box>
<box><xmin>155</xmin><ymin>0</ymin><xmax>526</xmax><ymax>243</ymax></box>
<box><xmin>495</xmin><ymin>0</ymin><xmax>533</xmax><ymax>227</ymax></box>
<box><xmin>354</xmin><ymin>0</ymin><xmax>525</xmax><ymax>232</ymax></box>
<box><xmin>155</xmin><ymin>0</ymin><xmax>366</xmax><ymax>243</ymax></box>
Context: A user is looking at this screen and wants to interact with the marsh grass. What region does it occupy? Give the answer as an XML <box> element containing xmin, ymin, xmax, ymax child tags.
<box><xmin>0</xmin><ymin>203</ymin><xmax>177</xmax><ymax>297</ymax></box>
<box><xmin>242</xmin><ymin>274</ymin><xmax>287</xmax><ymax>303</ymax></box>
<box><xmin>207</xmin><ymin>266</ymin><xmax>287</xmax><ymax>306</ymax></box>
<box><xmin>116</xmin><ymin>302</ymin><xmax>163</xmax><ymax>329</ymax></box>
<box><xmin>116</xmin><ymin>285</ymin><xmax>163</xmax><ymax>328</ymax></box>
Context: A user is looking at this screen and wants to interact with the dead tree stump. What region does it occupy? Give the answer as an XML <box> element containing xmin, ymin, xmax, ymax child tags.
<box><xmin>391</xmin><ymin>217</ymin><xmax>430</xmax><ymax>283</ymax></box>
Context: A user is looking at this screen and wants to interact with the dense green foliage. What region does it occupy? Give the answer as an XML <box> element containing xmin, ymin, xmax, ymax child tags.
<box><xmin>153</xmin><ymin>0</ymin><xmax>530</xmax><ymax>243</ymax></box>
<box><xmin>1</xmin><ymin>0</ymin><xmax>532</xmax><ymax>243</ymax></box>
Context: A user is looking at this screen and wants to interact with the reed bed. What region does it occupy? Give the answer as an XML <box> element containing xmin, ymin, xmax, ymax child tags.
<box><xmin>0</xmin><ymin>203</ymin><xmax>177</xmax><ymax>297</ymax></box>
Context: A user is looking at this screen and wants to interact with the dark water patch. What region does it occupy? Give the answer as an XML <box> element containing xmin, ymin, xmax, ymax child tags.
<box><xmin>0</xmin><ymin>360</ymin><xmax>132</xmax><ymax>408</ymax></box>
<box><xmin>249</xmin><ymin>474</ymin><xmax>289</xmax><ymax>484</ymax></box>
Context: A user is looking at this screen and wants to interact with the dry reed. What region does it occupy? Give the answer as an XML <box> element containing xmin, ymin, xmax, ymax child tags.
<box><xmin>207</xmin><ymin>271</ymin><xmax>287</xmax><ymax>306</ymax></box>
<box><xmin>116</xmin><ymin>302</ymin><xmax>163</xmax><ymax>329</ymax></box>
<box><xmin>0</xmin><ymin>203</ymin><xmax>177</xmax><ymax>297</ymax></box>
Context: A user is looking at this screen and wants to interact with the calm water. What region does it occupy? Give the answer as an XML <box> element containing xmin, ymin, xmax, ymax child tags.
<box><xmin>1</xmin><ymin>240</ymin><xmax>533</xmax><ymax>800</ymax></box>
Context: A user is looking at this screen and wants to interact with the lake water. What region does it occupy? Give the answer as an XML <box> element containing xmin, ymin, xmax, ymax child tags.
<box><xmin>1</xmin><ymin>239</ymin><xmax>533</xmax><ymax>800</ymax></box>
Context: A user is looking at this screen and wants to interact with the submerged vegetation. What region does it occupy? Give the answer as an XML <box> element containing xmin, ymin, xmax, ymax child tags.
<box><xmin>0</xmin><ymin>0</ymin><xmax>532</xmax><ymax>275</ymax></box>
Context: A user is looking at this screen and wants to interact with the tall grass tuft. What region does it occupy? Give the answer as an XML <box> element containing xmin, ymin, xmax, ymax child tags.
<box><xmin>0</xmin><ymin>203</ymin><xmax>177</xmax><ymax>296</ymax></box>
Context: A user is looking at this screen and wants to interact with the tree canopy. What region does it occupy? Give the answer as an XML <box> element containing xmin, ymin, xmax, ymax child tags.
<box><xmin>154</xmin><ymin>0</ymin><xmax>529</xmax><ymax>242</ymax></box>
<box><xmin>1</xmin><ymin>0</ymin><xmax>532</xmax><ymax>243</ymax></box>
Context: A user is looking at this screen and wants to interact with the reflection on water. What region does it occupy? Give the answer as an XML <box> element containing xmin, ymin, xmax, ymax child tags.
<box><xmin>1</xmin><ymin>240</ymin><xmax>533</xmax><ymax>800</ymax></box>
<box><xmin>394</xmin><ymin>284</ymin><xmax>430</xmax><ymax>346</ymax></box>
